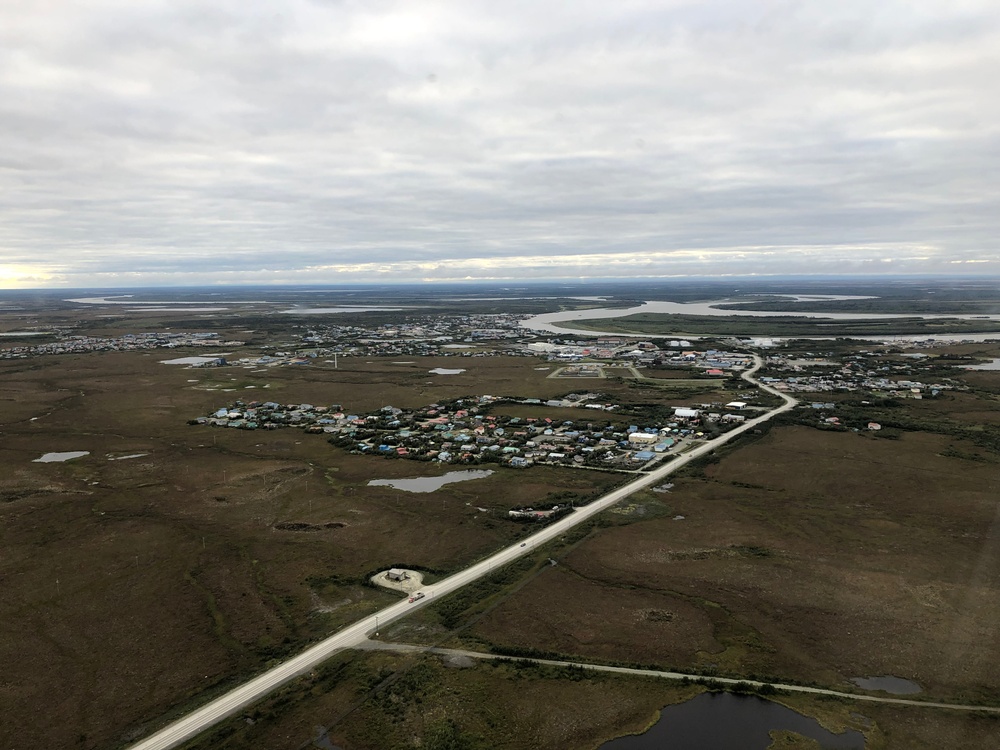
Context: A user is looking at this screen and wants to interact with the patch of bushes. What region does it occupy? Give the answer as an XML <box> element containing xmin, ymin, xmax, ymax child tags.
<box><xmin>422</xmin><ymin>718</ymin><xmax>484</xmax><ymax>750</ymax></box>
<box><xmin>431</xmin><ymin>556</ymin><xmax>537</xmax><ymax>629</ymax></box>
<box><xmin>732</xmin><ymin>545</ymin><xmax>771</xmax><ymax>558</ymax></box>
<box><xmin>489</xmin><ymin>644</ymin><xmax>568</xmax><ymax>661</ymax></box>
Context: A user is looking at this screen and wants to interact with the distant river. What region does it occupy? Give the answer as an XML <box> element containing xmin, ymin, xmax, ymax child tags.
<box><xmin>520</xmin><ymin>295</ymin><xmax>1000</xmax><ymax>342</ymax></box>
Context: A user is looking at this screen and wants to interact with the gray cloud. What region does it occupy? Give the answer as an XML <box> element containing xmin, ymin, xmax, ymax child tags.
<box><xmin>0</xmin><ymin>0</ymin><xmax>998</xmax><ymax>286</ymax></box>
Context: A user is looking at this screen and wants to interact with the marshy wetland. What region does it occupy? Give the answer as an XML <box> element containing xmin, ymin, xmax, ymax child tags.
<box><xmin>4</xmin><ymin>282</ymin><xmax>1000</xmax><ymax>749</ymax></box>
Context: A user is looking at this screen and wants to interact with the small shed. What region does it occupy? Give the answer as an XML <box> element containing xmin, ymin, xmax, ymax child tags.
<box><xmin>386</xmin><ymin>569</ymin><xmax>409</xmax><ymax>582</ymax></box>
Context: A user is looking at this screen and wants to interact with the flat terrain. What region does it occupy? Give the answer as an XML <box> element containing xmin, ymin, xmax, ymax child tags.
<box><xmin>6</xmin><ymin>284</ymin><xmax>1000</xmax><ymax>750</ymax></box>
<box><xmin>470</xmin><ymin>424</ymin><xmax>1000</xmax><ymax>690</ymax></box>
<box><xmin>0</xmin><ymin>350</ymin><xmax>628</xmax><ymax>749</ymax></box>
<box><xmin>435</xmin><ymin>410</ymin><xmax>1000</xmax><ymax>745</ymax></box>
<box><xmin>181</xmin><ymin>650</ymin><xmax>708</xmax><ymax>750</ymax></box>
<box><xmin>173</xmin><ymin>649</ymin><xmax>1000</xmax><ymax>750</ymax></box>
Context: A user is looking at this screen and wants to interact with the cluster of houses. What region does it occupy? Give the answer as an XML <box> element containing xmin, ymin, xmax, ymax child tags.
<box><xmin>189</xmin><ymin>395</ymin><xmax>756</xmax><ymax>471</ymax></box>
<box><xmin>524</xmin><ymin>338</ymin><xmax>660</xmax><ymax>360</ymax></box>
<box><xmin>2</xmin><ymin>311</ymin><xmax>535</xmax><ymax>365</ymax></box>
<box><xmin>192</xmin><ymin>401</ymin><xmax>341</xmax><ymax>430</ymax></box>
<box><xmin>810</xmin><ymin>413</ymin><xmax>885</xmax><ymax>431</ymax></box>
<box><xmin>298</xmin><ymin>312</ymin><xmax>527</xmax><ymax>344</ymax></box>
<box><xmin>523</xmin><ymin>339</ymin><xmax>752</xmax><ymax>373</ymax></box>
<box><xmin>0</xmin><ymin>331</ymin><xmax>240</xmax><ymax>360</ymax></box>
<box><xmin>287</xmin><ymin>313</ymin><xmax>531</xmax><ymax>358</ymax></box>
<box><xmin>266</xmin><ymin>345</ymin><xmax>523</xmax><ymax>364</ymax></box>
<box><xmin>759</xmin><ymin>352</ymin><xmax>960</xmax><ymax>398</ymax></box>
<box><xmin>660</xmin><ymin>349</ymin><xmax>753</xmax><ymax>374</ymax></box>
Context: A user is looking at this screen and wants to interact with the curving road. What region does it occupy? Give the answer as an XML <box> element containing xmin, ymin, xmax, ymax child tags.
<box><xmin>128</xmin><ymin>356</ymin><xmax>795</xmax><ymax>750</ymax></box>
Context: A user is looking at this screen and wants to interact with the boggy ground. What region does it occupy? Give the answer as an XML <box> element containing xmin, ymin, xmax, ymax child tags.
<box><xmin>178</xmin><ymin>650</ymin><xmax>706</xmax><ymax>750</ymax></box>
<box><xmin>0</xmin><ymin>350</ymin><xmax>628</xmax><ymax>749</ymax></box>
<box><xmin>456</xmin><ymin>418</ymin><xmax>1000</xmax><ymax>740</ymax></box>
<box><xmin>176</xmin><ymin>648</ymin><xmax>1000</xmax><ymax>750</ymax></box>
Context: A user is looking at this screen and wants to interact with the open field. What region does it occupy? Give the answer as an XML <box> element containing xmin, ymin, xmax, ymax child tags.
<box><xmin>179</xmin><ymin>650</ymin><xmax>707</xmax><ymax>750</ymax></box>
<box><xmin>453</xmin><ymin>422</ymin><xmax>1000</xmax><ymax>713</ymax></box>
<box><xmin>0</xmin><ymin>350</ymin><xmax>632</xmax><ymax>749</ymax></box>
<box><xmin>634</xmin><ymin>366</ymin><xmax>726</xmax><ymax>380</ymax></box>
<box><xmin>6</xmin><ymin>284</ymin><xmax>1000</xmax><ymax>750</ymax></box>
<box><xmin>173</xmin><ymin>645</ymin><xmax>1000</xmax><ymax>750</ymax></box>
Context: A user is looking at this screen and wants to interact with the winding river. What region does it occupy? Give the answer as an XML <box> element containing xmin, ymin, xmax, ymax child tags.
<box><xmin>520</xmin><ymin>294</ymin><xmax>1000</xmax><ymax>341</ymax></box>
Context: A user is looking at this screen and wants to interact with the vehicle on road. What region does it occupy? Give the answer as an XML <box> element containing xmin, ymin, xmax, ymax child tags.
<box><xmin>408</xmin><ymin>592</ymin><xmax>425</xmax><ymax>603</ymax></box>
<box><xmin>520</xmin><ymin>542</ymin><xmax>526</xmax><ymax>547</ymax></box>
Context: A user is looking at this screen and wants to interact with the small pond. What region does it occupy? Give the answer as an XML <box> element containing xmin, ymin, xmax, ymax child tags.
<box><xmin>429</xmin><ymin>368</ymin><xmax>466</xmax><ymax>375</ymax></box>
<box><xmin>850</xmin><ymin>676</ymin><xmax>921</xmax><ymax>694</ymax></box>
<box><xmin>33</xmin><ymin>451</ymin><xmax>90</xmax><ymax>463</ymax></box>
<box><xmin>599</xmin><ymin>692</ymin><xmax>865</xmax><ymax>750</ymax></box>
<box><xmin>161</xmin><ymin>356</ymin><xmax>227</xmax><ymax>365</ymax></box>
<box><xmin>367</xmin><ymin>469</ymin><xmax>494</xmax><ymax>493</ymax></box>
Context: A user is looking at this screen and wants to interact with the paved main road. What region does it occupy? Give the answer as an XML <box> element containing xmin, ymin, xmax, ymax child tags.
<box><xmin>129</xmin><ymin>356</ymin><xmax>795</xmax><ymax>750</ymax></box>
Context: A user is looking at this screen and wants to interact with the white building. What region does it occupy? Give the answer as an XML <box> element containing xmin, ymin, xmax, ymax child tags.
<box><xmin>628</xmin><ymin>432</ymin><xmax>659</xmax><ymax>445</ymax></box>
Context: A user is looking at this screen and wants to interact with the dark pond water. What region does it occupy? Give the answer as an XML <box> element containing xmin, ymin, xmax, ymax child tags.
<box><xmin>599</xmin><ymin>692</ymin><xmax>865</xmax><ymax>750</ymax></box>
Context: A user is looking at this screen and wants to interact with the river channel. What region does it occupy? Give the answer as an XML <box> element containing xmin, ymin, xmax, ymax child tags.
<box><xmin>520</xmin><ymin>295</ymin><xmax>1000</xmax><ymax>342</ymax></box>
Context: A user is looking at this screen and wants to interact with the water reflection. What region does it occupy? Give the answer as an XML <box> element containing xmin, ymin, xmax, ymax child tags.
<box><xmin>33</xmin><ymin>451</ymin><xmax>90</xmax><ymax>463</ymax></box>
<box><xmin>367</xmin><ymin>469</ymin><xmax>494</xmax><ymax>493</ymax></box>
<box><xmin>521</xmin><ymin>297</ymin><xmax>1000</xmax><ymax>343</ymax></box>
<box><xmin>599</xmin><ymin>692</ymin><xmax>864</xmax><ymax>750</ymax></box>
<box><xmin>962</xmin><ymin>358</ymin><xmax>1000</xmax><ymax>371</ymax></box>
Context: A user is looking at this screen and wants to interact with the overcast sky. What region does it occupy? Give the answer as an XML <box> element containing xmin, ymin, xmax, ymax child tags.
<box><xmin>1</xmin><ymin>0</ymin><xmax>998</xmax><ymax>287</ymax></box>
